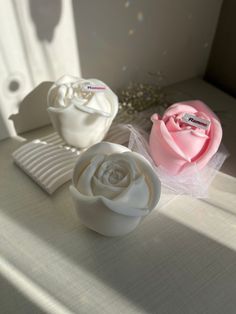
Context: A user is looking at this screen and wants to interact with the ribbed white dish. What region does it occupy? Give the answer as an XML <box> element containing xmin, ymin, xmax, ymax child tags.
<box><xmin>12</xmin><ymin>108</ymin><xmax>154</xmax><ymax>194</ymax></box>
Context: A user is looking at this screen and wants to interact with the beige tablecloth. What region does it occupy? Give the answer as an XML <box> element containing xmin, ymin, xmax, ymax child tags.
<box><xmin>1</xmin><ymin>79</ymin><xmax>236</xmax><ymax>314</ymax></box>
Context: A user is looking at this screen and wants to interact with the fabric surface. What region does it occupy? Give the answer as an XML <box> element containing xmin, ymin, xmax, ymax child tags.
<box><xmin>1</xmin><ymin>79</ymin><xmax>236</xmax><ymax>314</ymax></box>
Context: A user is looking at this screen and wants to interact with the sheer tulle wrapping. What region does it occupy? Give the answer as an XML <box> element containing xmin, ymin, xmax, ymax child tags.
<box><xmin>124</xmin><ymin>124</ymin><xmax>228</xmax><ymax>198</ymax></box>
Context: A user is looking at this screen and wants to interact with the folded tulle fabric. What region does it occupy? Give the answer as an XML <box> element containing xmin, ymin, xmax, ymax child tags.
<box><xmin>125</xmin><ymin>124</ymin><xmax>228</xmax><ymax>198</ymax></box>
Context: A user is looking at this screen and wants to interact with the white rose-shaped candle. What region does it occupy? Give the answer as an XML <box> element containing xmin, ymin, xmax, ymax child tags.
<box><xmin>69</xmin><ymin>142</ymin><xmax>161</xmax><ymax>236</ymax></box>
<box><xmin>47</xmin><ymin>75</ymin><xmax>118</xmax><ymax>148</ymax></box>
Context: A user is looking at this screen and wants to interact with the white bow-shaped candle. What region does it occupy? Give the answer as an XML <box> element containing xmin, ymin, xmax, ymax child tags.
<box><xmin>47</xmin><ymin>75</ymin><xmax>118</xmax><ymax>148</ymax></box>
<box><xmin>70</xmin><ymin>142</ymin><xmax>161</xmax><ymax>236</ymax></box>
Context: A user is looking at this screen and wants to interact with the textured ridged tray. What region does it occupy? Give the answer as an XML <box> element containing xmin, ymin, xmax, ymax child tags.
<box><xmin>12</xmin><ymin>110</ymin><xmax>153</xmax><ymax>194</ymax></box>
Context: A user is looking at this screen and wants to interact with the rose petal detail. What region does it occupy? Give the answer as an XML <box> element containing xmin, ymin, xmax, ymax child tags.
<box><xmin>92</xmin><ymin>176</ymin><xmax>125</xmax><ymax>199</ymax></box>
<box><xmin>170</xmin><ymin>129</ymin><xmax>209</xmax><ymax>160</ymax></box>
<box><xmin>103</xmin><ymin>175</ymin><xmax>150</xmax><ymax>215</ymax></box>
<box><xmin>151</xmin><ymin>113</ymin><xmax>159</xmax><ymax>123</ymax></box>
<box><xmin>73</xmin><ymin>98</ymin><xmax>111</xmax><ymax>117</ymax></box>
<box><xmin>192</xmin><ymin>117</ymin><xmax>222</xmax><ymax>167</ymax></box>
<box><xmin>97</xmin><ymin>153</ymin><xmax>138</xmax><ymax>181</ymax></box>
<box><xmin>165</xmin><ymin>116</ymin><xmax>181</xmax><ymax>131</ymax></box>
<box><xmin>70</xmin><ymin>144</ymin><xmax>161</xmax><ymax>237</ymax></box>
<box><xmin>47</xmin><ymin>76</ymin><xmax>119</xmax><ymax>148</ymax></box>
<box><xmin>77</xmin><ymin>155</ymin><xmax>105</xmax><ymax>196</ymax></box>
<box><xmin>149</xmin><ymin>101</ymin><xmax>222</xmax><ymax>175</ymax></box>
<box><xmin>191</xmin><ymin>130</ymin><xmax>209</xmax><ymax>138</ymax></box>
<box><xmin>150</xmin><ymin>119</ymin><xmax>192</xmax><ymax>174</ymax></box>
<box><xmin>71</xmin><ymin>142</ymin><xmax>130</xmax><ymax>185</ymax></box>
<box><xmin>152</xmin><ymin>119</ymin><xmax>190</xmax><ymax>160</ymax></box>
<box><xmin>112</xmin><ymin>174</ymin><xmax>130</xmax><ymax>187</ymax></box>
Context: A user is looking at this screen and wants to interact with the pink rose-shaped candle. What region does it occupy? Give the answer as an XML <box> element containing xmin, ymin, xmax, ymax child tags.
<box><xmin>149</xmin><ymin>100</ymin><xmax>222</xmax><ymax>175</ymax></box>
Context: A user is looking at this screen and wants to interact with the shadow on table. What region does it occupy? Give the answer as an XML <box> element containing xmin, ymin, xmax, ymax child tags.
<box><xmin>1</xmin><ymin>137</ymin><xmax>236</xmax><ymax>313</ymax></box>
<box><xmin>61</xmin><ymin>213</ymin><xmax>236</xmax><ymax>314</ymax></box>
<box><xmin>0</xmin><ymin>272</ymin><xmax>45</xmax><ymax>314</ymax></box>
<box><xmin>2</xmin><ymin>187</ymin><xmax>236</xmax><ymax>313</ymax></box>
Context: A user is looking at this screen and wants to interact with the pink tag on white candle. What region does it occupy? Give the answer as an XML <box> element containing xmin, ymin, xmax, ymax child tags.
<box><xmin>182</xmin><ymin>113</ymin><xmax>210</xmax><ymax>130</ymax></box>
<box><xmin>82</xmin><ymin>82</ymin><xmax>107</xmax><ymax>92</ymax></box>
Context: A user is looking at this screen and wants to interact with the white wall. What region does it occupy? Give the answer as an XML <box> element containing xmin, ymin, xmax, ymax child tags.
<box><xmin>0</xmin><ymin>0</ymin><xmax>80</xmax><ymax>140</ymax></box>
<box><xmin>73</xmin><ymin>0</ymin><xmax>223</xmax><ymax>89</ymax></box>
<box><xmin>0</xmin><ymin>0</ymin><xmax>223</xmax><ymax>140</ymax></box>
<box><xmin>205</xmin><ymin>0</ymin><xmax>236</xmax><ymax>97</ymax></box>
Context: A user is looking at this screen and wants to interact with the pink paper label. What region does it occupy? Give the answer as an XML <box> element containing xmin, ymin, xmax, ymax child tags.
<box><xmin>182</xmin><ymin>113</ymin><xmax>210</xmax><ymax>130</ymax></box>
<box><xmin>82</xmin><ymin>83</ymin><xmax>107</xmax><ymax>92</ymax></box>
